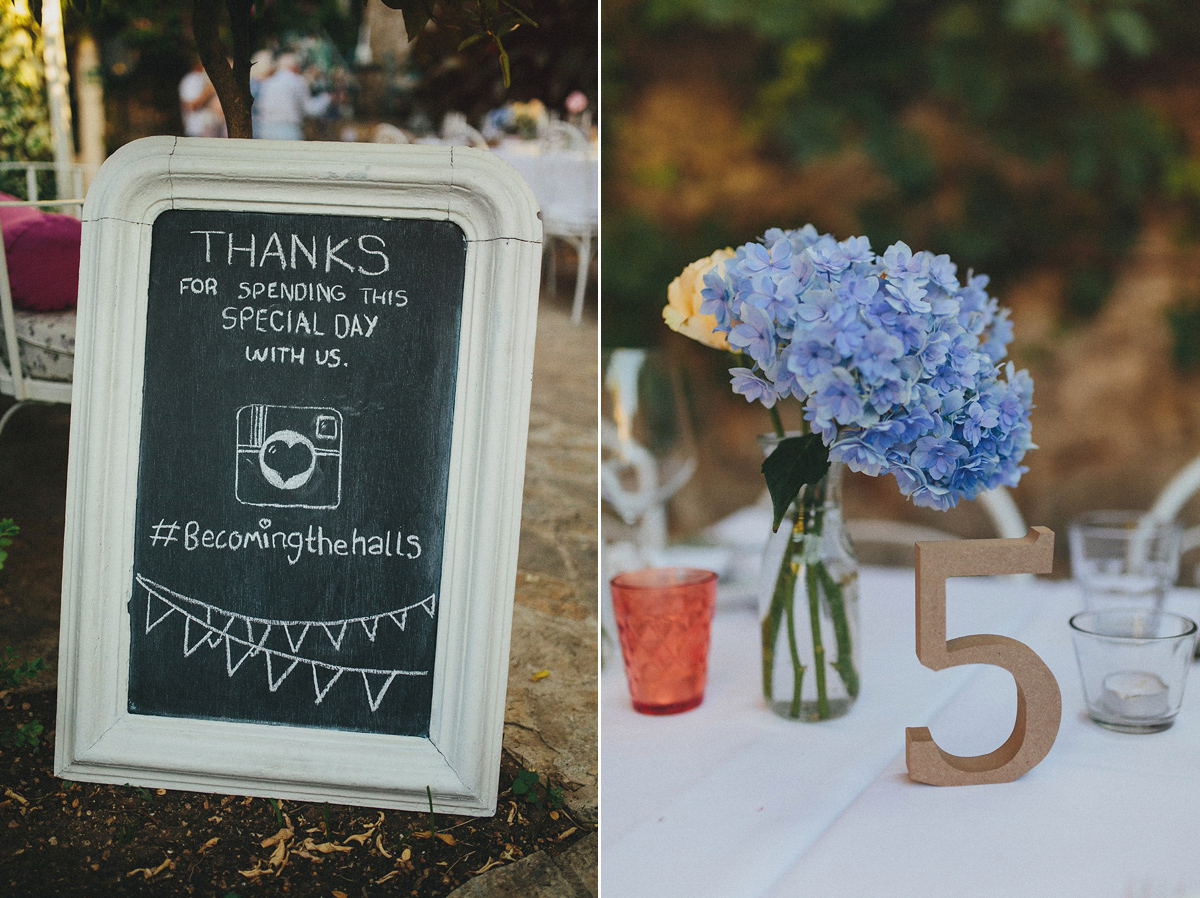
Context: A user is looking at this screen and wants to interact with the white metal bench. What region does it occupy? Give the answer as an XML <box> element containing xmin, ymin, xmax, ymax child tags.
<box><xmin>0</xmin><ymin>161</ymin><xmax>88</xmax><ymax>438</ymax></box>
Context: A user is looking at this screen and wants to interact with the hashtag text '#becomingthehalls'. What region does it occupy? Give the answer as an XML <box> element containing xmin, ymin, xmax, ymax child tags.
<box><xmin>146</xmin><ymin>518</ymin><xmax>422</xmax><ymax>566</ymax></box>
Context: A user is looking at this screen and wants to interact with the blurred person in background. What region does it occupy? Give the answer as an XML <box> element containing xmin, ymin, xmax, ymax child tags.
<box><xmin>249</xmin><ymin>49</ymin><xmax>275</xmax><ymax>138</ymax></box>
<box><xmin>179</xmin><ymin>58</ymin><xmax>226</xmax><ymax>138</ymax></box>
<box><xmin>253</xmin><ymin>52</ymin><xmax>330</xmax><ymax>140</ymax></box>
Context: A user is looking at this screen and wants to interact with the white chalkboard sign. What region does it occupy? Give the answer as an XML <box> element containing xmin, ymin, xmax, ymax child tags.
<box><xmin>54</xmin><ymin>137</ymin><xmax>542</xmax><ymax>815</ymax></box>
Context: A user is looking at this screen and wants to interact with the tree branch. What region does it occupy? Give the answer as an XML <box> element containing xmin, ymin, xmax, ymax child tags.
<box><xmin>192</xmin><ymin>0</ymin><xmax>253</xmax><ymax>139</ymax></box>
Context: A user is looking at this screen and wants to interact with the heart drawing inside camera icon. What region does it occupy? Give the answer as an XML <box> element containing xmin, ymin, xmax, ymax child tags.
<box><xmin>235</xmin><ymin>404</ymin><xmax>343</xmax><ymax>509</ymax></box>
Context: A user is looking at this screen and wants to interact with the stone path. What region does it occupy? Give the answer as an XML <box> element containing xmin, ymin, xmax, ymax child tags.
<box><xmin>460</xmin><ymin>299</ymin><xmax>599</xmax><ymax>894</ymax></box>
<box><xmin>503</xmin><ymin>300</ymin><xmax>598</xmax><ymax>817</ymax></box>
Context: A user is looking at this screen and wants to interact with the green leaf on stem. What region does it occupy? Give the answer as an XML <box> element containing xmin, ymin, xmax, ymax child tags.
<box><xmin>761</xmin><ymin>434</ymin><xmax>830</xmax><ymax>531</ymax></box>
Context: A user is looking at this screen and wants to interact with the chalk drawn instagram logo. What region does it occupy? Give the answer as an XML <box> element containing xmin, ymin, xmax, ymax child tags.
<box><xmin>235</xmin><ymin>405</ymin><xmax>343</xmax><ymax>509</ymax></box>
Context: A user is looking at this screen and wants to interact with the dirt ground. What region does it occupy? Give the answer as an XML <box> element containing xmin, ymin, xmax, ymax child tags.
<box><xmin>0</xmin><ymin>248</ymin><xmax>599</xmax><ymax>895</ymax></box>
<box><xmin>0</xmin><ymin>396</ymin><xmax>593</xmax><ymax>898</ymax></box>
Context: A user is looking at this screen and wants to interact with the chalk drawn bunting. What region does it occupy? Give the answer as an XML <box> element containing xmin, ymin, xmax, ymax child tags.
<box><xmin>127</xmin><ymin>208</ymin><xmax>467</xmax><ymax>738</ymax></box>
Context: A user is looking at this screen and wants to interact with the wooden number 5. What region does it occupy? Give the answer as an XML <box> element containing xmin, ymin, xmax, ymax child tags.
<box><xmin>906</xmin><ymin>527</ymin><xmax>1060</xmax><ymax>786</ymax></box>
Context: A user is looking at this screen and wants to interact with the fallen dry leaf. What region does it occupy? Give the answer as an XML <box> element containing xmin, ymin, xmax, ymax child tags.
<box><xmin>198</xmin><ymin>837</ymin><xmax>219</xmax><ymax>855</ymax></box>
<box><xmin>435</xmin><ymin>832</ymin><xmax>457</xmax><ymax>845</ymax></box>
<box><xmin>555</xmin><ymin>826</ymin><xmax>578</xmax><ymax>841</ymax></box>
<box><xmin>127</xmin><ymin>857</ymin><xmax>174</xmax><ymax>879</ymax></box>
<box><xmin>376</xmin><ymin>870</ymin><xmax>401</xmax><ymax>884</ymax></box>
<box><xmin>375</xmin><ymin>831</ymin><xmax>393</xmax><ymax>859</ymax></box>
<box><xmin>260</xmin><ymin>826</ymin><xmax>293</xmax><ymax>849</ymax></box>
<box><xmin>332</xmin><ymin>891</ymin><xmax>348</xmax><ymax>898</ymax></box>
<box><xmin>300</xmin><ymin>838</ymin><xmax>352</xmax><ymax>855</ymax></box>
<box><xmin>268</xmin><ymin>838</ymin><xmax>289</xmax><ymax>870</ymax></box>
<box><xmin>345</xmin><ymin>810</ymin><xmax>386</xmax><ymax>846</ymax></box>
<box><xmin>531</xmin><ymin>669</ymin><xmax>550</xmax><ymax>681</ymax></box>
<box><xmin>473</xmin><ymin>857</ymin><xmax>505</xmax><ymax>875</ymax></box>
<box><xmin>4</xmin><ymin>788</ymin><xmax>27</xmax><ymax>806</ymax></box>
<box><xmin>238</xmin><ymin>861</ymin><xmax>272</xmax><ymax>879</ymax></box>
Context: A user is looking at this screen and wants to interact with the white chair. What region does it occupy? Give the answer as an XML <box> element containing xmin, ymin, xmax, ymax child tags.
<box><xmin>540</xmin><ymin>148</ymin><xmax>597</xmax><ymax>325</ymax></box>
<box><xmin>847</xmin><ymin>486</ymin><xmax>1029</xmax><ymax>566</ymax></box>
<box><xmin>370</xmin><ymin>122</ymin><xmax>410</xmax><ymax>144</ymax></box>
<box><xmin>540</xmin><ymin>120</ymin><xmax>589</xmax><ymax>151</ymax></box>
<box><xmin>0</xmin><ymin>161</ymin><xmax>87</xmax><ymax>439</ymax></box>
<box><xmin>1149</xmin><ymin>456</ymin><xmax>1200</xmax><ymax>582</ymax></box>
<box><xmin>440</xmin><ymin>112</ymin><xmax>489</xmax><ymax>148</ymax></box>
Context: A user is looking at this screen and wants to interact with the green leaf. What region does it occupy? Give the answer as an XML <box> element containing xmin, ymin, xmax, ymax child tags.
<box><xmin>496</xmin><ymin>36</ymin><xmax>512</xmax><ymax>88</ymax></box>
<box><xmin>380</xmin><ymin>0</ymin><xmax>432</xmax><ymax>42</ymax></box>
<box><xmin>1105</xmin><ymin>8</ymin><xmax>1154</xmax><ymax>58</ymax></box>
<box><xmin>761</xmin><ymin>434</ymin><xmax>830</xmax><ymax>531</ymax></box>
<box><xmin>500</xmin><ymin>0</ymin><xmax>538</xmax><ymax>28</ymax></box>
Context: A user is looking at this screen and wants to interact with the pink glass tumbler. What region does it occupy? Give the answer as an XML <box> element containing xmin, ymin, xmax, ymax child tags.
<box><xmin>610</xmin><ymin>567</ymin><xmax>717</xmax><ymax>715</ymax></box>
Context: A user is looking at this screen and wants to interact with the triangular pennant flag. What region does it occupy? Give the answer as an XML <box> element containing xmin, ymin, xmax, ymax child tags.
<box><xmin>311</xmin><ymin>664</ymin><xmax>343</xmax><ymax>704</ymax></box>
<box><xmin>284</xmin><ymin>623</ymin><xmax>310</xmax><ymax>652</ymax></box>
<box><xmin>420</xmin><ymin>594</ymin><xmax>436</xmax><ymax>617</ymax></box>
<box><xmin>265</xmin><ymin>651</ymin><xmax>300</xmax><ymax>692</ymax></box>
<box><xmin>145</xmin><ymin>590</ymin><xmax>176</xmax><ymax>634</ymax></box>
<box><xmin>207</xmin><ymin>613</ymin><xmax>236</xmax><ymax>649</ymax></box>
<box><xmin>322</xmin><ymin>621</ymin><xmax>348</xmax><ymax>650</ymax></box>
<box><xmin>183</xmin><ymin>616</ymin><xmax>212</xmax><ymax>657</ymax></box>
<box><xmin>361</xmin><ymin>671</ymin><xmax>399</xmax><ymax>711</ymax></box>
<box><xmin>226</xmin><ymin>621</ymin><xmax>271</xmax><ymax>675</ymax></box>
<box><xmin>388</xmin><ymin>611</ymin><xmax>408</xmax><ymax>632</ymax></box>
<box><xmin>360</xmin><ymin>616</ymin><xmax>380</xmax><ymax>642</ymax></box>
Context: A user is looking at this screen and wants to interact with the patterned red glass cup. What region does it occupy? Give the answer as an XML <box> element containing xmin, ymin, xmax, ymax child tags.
<box><xmin>610</xmin><ymin>567</ymin><xmax>717</xmax><ymax>715</ymax></box>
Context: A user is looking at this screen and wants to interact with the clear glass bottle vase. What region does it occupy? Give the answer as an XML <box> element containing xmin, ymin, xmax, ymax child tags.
<box><xmin>757</xmin><ymin>440</ymin><xmax>860</xmax><ymax>721</ymax></box>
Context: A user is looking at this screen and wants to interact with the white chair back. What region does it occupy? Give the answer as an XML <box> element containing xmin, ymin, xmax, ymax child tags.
<box><xmin>1149</xmin><ymin>456</ymin><xmax>1200</xmax><ymax>583</ymax></box>
<box><xmin>0</xmin><ymin>161</ymin><xmax>89</xmax><ymax>438</ymax></box>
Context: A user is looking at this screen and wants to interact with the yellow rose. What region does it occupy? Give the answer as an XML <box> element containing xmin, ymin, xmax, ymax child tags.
<box><xmin>663</xmin><ymin>248</ymin><xmax>735</xmax><ymax>350</ymax></box>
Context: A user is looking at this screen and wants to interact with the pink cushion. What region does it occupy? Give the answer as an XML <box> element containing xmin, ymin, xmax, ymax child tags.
<box><xmin>0</xmin><ymin>193</ymin><xmax>80</xmax><ymax>311</ymax></box>
<box><xmin>0</xmin><ymin>197</ymin><xmax>42</xmax><ymax>231</ymax></box>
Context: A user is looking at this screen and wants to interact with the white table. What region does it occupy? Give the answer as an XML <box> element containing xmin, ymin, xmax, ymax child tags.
<box><xmin>492</xmin><ymin>139</ymin><xmax>598</xmax><ymax>322</ymax></box>
<box><xmin>602</xmin><ymin>566</ymin><xmax>1200</xmax><ymax>897</ymax></box>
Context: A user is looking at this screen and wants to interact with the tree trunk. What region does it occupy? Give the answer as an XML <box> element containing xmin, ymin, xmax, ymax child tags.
<box><xmin>192</xmin><ymin>0</ymin><xmax>254</xmax><ymax>139</ymax></box>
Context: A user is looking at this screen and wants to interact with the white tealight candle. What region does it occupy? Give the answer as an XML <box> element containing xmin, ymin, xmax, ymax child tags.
<box><xmin>1101</xmin><ymin>670</ymin><xmax>1170</xmax><ymax>720</ymax></box>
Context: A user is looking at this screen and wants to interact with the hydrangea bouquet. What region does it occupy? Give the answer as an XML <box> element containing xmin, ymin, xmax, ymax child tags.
<box><xmin>665</xmin><ymin>225</ymin><xmax>1034</xmax><ymax>719</ymax></box>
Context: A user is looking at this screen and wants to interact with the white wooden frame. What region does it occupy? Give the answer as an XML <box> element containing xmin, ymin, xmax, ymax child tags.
<box><xmin>54</xmin><ymin>136</ymin><xmax>542</xmax><ymax>815</ymax></box>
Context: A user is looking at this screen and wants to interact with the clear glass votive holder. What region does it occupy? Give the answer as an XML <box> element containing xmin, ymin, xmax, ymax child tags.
<box><xmin>610</xmin><ymin>567</ymin><xmax>717</xmax><ymax>715</ymax></box>
<box><xmin>1068</xmin><ymin>511</ymin><xmax>1182</xmax><ymax>611</ymax></box>
<box><xmin>1069</xmin><ymin>609</ymin><xmax>1198</xmax><ymax>733</ymax></box>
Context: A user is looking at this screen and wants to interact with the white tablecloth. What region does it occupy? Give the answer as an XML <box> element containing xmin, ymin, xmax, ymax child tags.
<box><xmin>491</xmin><ymin>139</ymin><xmax>598</xmax><ymax>230</ymax></box>
<box><xmin>601</xmin><ymin>566</ymin><xmax>1200</xmax><ymax>897</ymax></box>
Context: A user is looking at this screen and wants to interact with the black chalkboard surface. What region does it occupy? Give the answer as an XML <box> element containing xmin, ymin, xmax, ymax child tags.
<box><xmin>128</xmin><ymin>208</ymin><xmax>466</xmax><ymax>737</ymax></box>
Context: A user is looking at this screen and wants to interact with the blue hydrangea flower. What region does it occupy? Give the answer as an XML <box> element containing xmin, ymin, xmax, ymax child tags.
<box><xmin>730</xmin><ymin>367</ymin><xmax>779</xmax><ymax>408</ymax></box>
<box><xmin>709</xmin><ymin>225</ymin><xmax>1035</xmax><ymax>508</ymax></box>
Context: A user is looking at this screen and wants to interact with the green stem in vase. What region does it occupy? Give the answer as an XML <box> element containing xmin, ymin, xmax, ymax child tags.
<box><xmin>768</xmin><ymin>405</ymin><xmax>786</xmax><ymax>439</ymax></box>
<box><xmin>817</xmin><ymin>561</ymin><xmax>859</xmax><ymax>698</ymax></box>
<box><xmin>803</xmin><ymin>487</ymin><xmax>831</xmax><ymax>719</ymax></box>
<box><xmin>783</xmin><ymin>554</ymin><xmax>805</xmax><ymax>718</ymax></box>
<box><xmin>761</xmin><ymin>507</ymin><xmax>803</xmax><ymax>704</ymax></box>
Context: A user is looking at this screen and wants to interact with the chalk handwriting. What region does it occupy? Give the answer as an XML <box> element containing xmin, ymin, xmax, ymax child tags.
<box><xmin>145</xmin><ymin>517</ymin><xmax>423</xmax><ymax>565</ymax></box>
<box><xmin>189</xmin><ymin>230</ymin><xmax>390</xmax><ymax>276</ymax></box>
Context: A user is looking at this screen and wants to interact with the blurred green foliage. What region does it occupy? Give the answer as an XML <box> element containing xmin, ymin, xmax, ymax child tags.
<box><xmin>603</xmin><ymin>0</ymin><xmax>1200</xmax><ymax>345</ymax></box>
<box><xmin>1166</xmin><ymin>297</ymin><xmax>1200</xmax><ymax>373</ymax></box>
<box><xmin>0</xmin><ymin>2</ymin><xmax>53</xmax><ymax>198</ymax></box>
